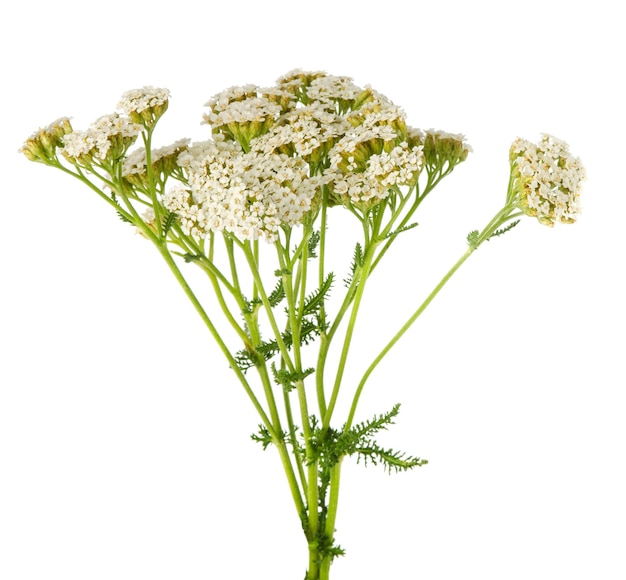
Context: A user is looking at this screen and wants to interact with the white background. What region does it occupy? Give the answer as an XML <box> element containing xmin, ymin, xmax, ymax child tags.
<box><xmin>2</xmin><ymin>1</ymin><xmax>625</xmax><ymax>579</ymax></box>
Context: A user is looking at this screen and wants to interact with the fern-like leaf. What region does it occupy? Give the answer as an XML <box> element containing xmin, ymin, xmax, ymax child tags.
<box><xmin>303</xmin><ymin>273</ymin><xmax>333</xmax><ymax>316</ymax></box>
<box><xmin>466</xmin><ymin>230</ymin><xmax>480</xmax><ymax>249</ymax></box>
<box><xmin>308</xmin><ymin>230</ymin><xmax>321</xmax><ymax>258</ymax></box>
<box><xmin>488</xmin><ymin>219</ymin><xmax>520</xmax><ymax>241</ymax></box>
<box><xmin>110</xmin><ymin>191</ymin><xmax>134</xmax><ymax>225</ymax></box>
<box><xmin>382</xmin><ymin>221</ymin><xmax>418</xmax><ymax>241</ymax></box>
<box><xmin>352</xmin><ymin>443</ymin><xmax>428</xmax><ymax>473</ymax></box>
<box><xmin>162</xmin><ymin>210</ymin><xmax>177</xmax><ymax>235</ymax></box>
<box><xmin>344</xmin><ymin>242</ymin><xmax>363</xmax><ymax>287</ymax></box>
<box><xmin>117</xmin><ymin>211</ymin><xmax>133</xmax><ymax>224</ymax></box>
<box><xmin>268</xmin><ymin>278</ymin><xmax>285</xmax><ymax>308</ymax></box>
<box><xmin>337</xmin><ymin>404</ymin><xmax>428</xmax><ymax>473</ymax></box>
<box><xmin>271</xmin><ymin>363</ymin><xmax>314</xmax><ymax>392</ymax></box>
<box><xmin>348</xmin><ymin>403</ymin><xmax>401</xmax><ymax>441</ymax></box>
<box><xmin>250</xmin><ymin>425</ymin><xmax>273</xmax><ymax>450</ymax></box>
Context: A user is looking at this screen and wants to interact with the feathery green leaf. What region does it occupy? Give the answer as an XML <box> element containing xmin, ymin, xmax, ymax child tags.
<box><xmin>488</xmin><ymin>219</ymin><xmax>520</xmax><ymax>241</ymax></box>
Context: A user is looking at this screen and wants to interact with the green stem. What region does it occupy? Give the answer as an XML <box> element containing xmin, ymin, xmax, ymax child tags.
<box><xmin>344</xmin><ymin>202</ymin><xmax>522</xmax><ymax>430</ymax></box>
<box><xmin>322</xmin><ymin>238</ymin><xmax>379</xmax><ymax>431</ymax></box>
<box><xmin>156</xmin><ymin>243</ymin><xmax>270</xmax><ymax>426</ymax></box>
<box><xmin>242</xmin><ymin>241</ymin><xmax>296</xmax><ymax>373</ymax></box>
<box><xmin>316</xmin><ymin>190</ymin><xmax>329</xmax><ymax>418</ymax></box>
<box><xmin>158</xmin><ymin>242</ymin><xmax>307</xmax><ymax>519</ymax></box>
<box><xmin>316</xmin><ymin>460</ymin><xmax>343</xmax><ymax>580</ymax></box>
<box><xmin>142</xmin><ymin>130</ymin><xmax>163</xmax><ymax>236</ymax></box>
<box><xmin>345</xmin><ymin>245</ymin><xmax>474</xmax><ymax>430</ymax></box>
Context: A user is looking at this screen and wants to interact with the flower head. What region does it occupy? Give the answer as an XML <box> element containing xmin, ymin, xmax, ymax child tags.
<box><xmin>122</xmin><ymin>138</ymin><xmax>190</xmax><ymax>189</ymax></box>
<box><xmin>420</xmin><ymin>129</ymin><xmax>472</xmax><ymax>170</ymax></box>
<box><xmin>118</xmin><ymin>86</ymin><xmax>170</xmax><ymax>128</ymax></box>
<box><xmin>20</xmin><ymin>117</ymin><xmax>73</xmax><ymax>164</ymax></box>
<box><xmin>61</xmin><ymin>113</ymin><xmax>141</xmax><ymax>166</ymax></box>
<box><xmin>164</xmin><ymin>139</ymin><xmax>325</xmax><ymax>242</ymax></box>
<box><xmin>510</xmin><ymin>134</ymin><xmax>585</xmax><ymax>226</ymax></box>
<box><xmin>203</xmin><ymin>85</ymin><xmax>283</xmax><ymax>150</ymax></box>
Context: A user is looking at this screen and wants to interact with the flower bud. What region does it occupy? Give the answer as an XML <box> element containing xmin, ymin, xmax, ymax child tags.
<box><xmin>20</xmin><ymin>117</ymin><xmax>73</xmax><ymax>164</ymax></box>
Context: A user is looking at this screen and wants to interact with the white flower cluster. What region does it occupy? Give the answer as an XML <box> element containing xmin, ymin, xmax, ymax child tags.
<box><xmin>305</xmin><ymin>75</ymin><xmax>363</xmax><ymax>110</ymax></box>
<box><xmin>251</xmin><ymin>104</ymin><xmax>350</xmax><ymax>158</ymax></box>
<box><xmin>61</xmin><ymin>113</ymin><xmax>141</xmax><ymax>162</ymax></box>
<box><xmin>163</xmin><ymin>70</ymin><xmax>438</xmax><ymax>240</ymax></box>
<box><xmin>203</xmin><ymin>84</ymin><xmax>286</xmax><ymax>129</ymax></box>
<box><xmin>118</xmin><ymin>87</ymin><xmax>170</xmax><ymax>115</ymax></box>
<box><xmin>123</xmin><ymin>138</ymin><xmax>190</xmax><ymax>178</ymax></box>
<box><xmin>327</xmin><ymin>101</ymin><xmax>423</xmax><ymax>204</ymax></box>
<box><xmin>511</xmin><ymin>134</ymin><xmax>585</xmax><ymax>226</ymax></box>
<box><xmin>163</xmin><ymin>136</ymin><xmax>325</xmax><ymax>242</ymax></box>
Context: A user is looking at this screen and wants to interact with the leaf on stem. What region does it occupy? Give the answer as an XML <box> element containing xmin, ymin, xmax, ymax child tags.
<box><xmin>302</xmin><ymin>273</ymin><xmax>334</xmax><ymax>316</ymax></box>
<box><xmin>271</xmin><ymin>363</ymin><xmax>315</xmax><ymax>392</ymax></box>
<box><xmin>307</xmin><ymin>229</ymin><xmax>321</xmax><ymax>258</ymax></box>
<box><xmin>250</xmin><ymin>424</ymin><xmax>273</xmax><ymax>449</ymax></box>
<box><xmin>466</xmin><ymin>230</ymin><xmax>479</xmax><ymax>249</ymax></box>
<box><xmin>381</xmin><ymin>221</ymin><xmax>418</xmax><ymax>241</ymax></box>
<box><xmin>161</xmin><ymin>210</ymin><xmax>177</xmax><ymax>236</ymax></box>
<box><xmin>268</xmin><ymin>278</ymin><xmax>285</xmax><ymax>308</ymax></box>
<box><xmin>343</xmin><ymin>242</ymin><xmax>363</xmax><ymax>288</ymax></box>
<box><xmin>182</xmin><ymin>253</ymin><xmax>203</xmax><ymax>263</ymax></box>
<box><xmin>487</xmin><ymin>219</ymin><xmax>520</xmax><ymax>241</ymax></box>
<box><xmin>309</xmin><ymin>405</ymin><xmax>427</xmax><ymax>474</ymax></box>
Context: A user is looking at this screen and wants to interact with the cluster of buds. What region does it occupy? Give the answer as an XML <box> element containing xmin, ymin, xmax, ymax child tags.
<box><xmin>418</xmin><ymin>129</ymin><xmax>472</xmax><ymax>174</ymax></box>
<box><xmin>122</xmin><ymin>138</ymin><xmax>190</xmax><ymax>192</ymax></box>
<box><xmin>20</xmin><ymin>117</ymin><xmax>73</xmax><ymax>165</ymax></box>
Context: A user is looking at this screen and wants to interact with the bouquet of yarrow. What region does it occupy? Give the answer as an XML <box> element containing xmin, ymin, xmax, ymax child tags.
<box><xmin>21</xmin><ymin>70</ymin><xmax>585</xmax><ymax>579</ymax></box>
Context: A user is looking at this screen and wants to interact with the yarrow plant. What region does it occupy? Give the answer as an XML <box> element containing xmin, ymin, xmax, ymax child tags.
<box><xmin>21</xmin><ymin>70</ymin><xmax>585</xmax><ymax>579</ymax></box>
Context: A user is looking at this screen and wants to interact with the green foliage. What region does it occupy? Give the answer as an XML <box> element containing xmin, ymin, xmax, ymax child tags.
<box><xmin>110</xmin><ymin>191</ymin><xmax>133</xmax><ymax>224</ymax></box>
<box><xmin>307</xmin><ymin>229</ymin><xmax>321</xmax><ymax>258</ymax></box>
<box><xmin>250</xmin><ymin>424</ymin><xmax>273</xmax><ymax>450</ymax></box>
<box><xmin>302</xmin><ymin>273</ymin><xmax>333</xmax><ymax>317</ymax></box>
<box><xmin>488</xmin><ymin>219</ymin><xmax>520</xmax><ymax>241</ymax></box>
<box><xmin>161</xmin><ymin>210</ymin><xmax>177</xmax><ymax>236</ymax></box>
<box><xmin>343</xmin><ymin>242</ymin><xmax>364</xmax><ymax>287</ymax></box>
<box><xmin>241</xmin><ymin>296</ymin><xmax>262</xmax><ymax>315</ymax></box>
<box><xmin>182</xmin><ymin>253</ymin><xmax>203</xmax><ymax>263</ymax></box>
<box><xmin>317</xmin><ymin>534</ymin><xmax>345</xmax><ymax>561</ymax></box>
<box><xmin>117</xmin><ymin>211</ymin><xmax>133</xmax><ymax>224</ymax></box>
<box><xmin>271</xmin><ymin>363</ymin><xmax>315</xmax><ymax>392</ymax></box>
<box><xmin>235</xmin><ymin>318</ymin><xmax>322</xmax><ymax>371</ymax></box>
<box><xmin>466</xmin><ymin>230</ymin><xmax>480</xmax><ymax>249</ymax></box>
<box><xmin>382</xmin><ymin>221</ymin><xmax>418</xmax><ymax>241</ymax></box>
<box><xmin>309</xmin><ymin>405</ymin><xmax>427</xmax><ymax>474</ymax></box>
<box><xmin>268</xmin><ymin>278</ymin><xmax>286</xmax><ymax>308</ymax></box>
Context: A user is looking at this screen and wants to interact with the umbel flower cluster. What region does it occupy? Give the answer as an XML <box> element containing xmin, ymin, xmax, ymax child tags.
<box><xmin>20</xmin><ymin>71</ymin><xmax>584</xmax><ymax>244</ymax></box>
<box><xmin>20</xmin><ymin>70</ymin><xmax>585</xmax><ymax>580</ymax></box>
